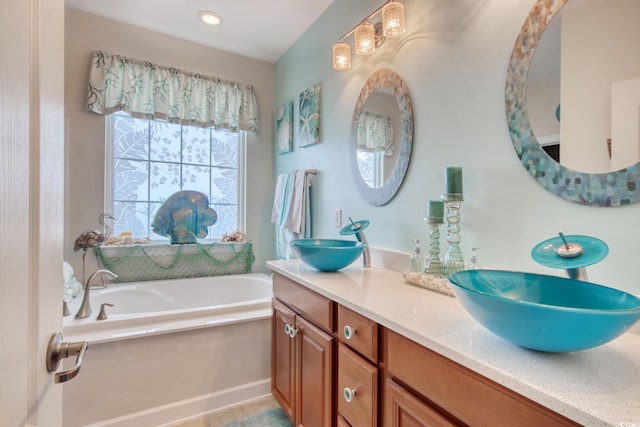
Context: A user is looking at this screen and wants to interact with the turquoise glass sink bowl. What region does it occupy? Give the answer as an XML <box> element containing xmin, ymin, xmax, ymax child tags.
<box><xmin>448</xmin><ymin>270</ymin><xmax>640</xmax><ymax>352</ymax></box>
<box><xmin>290</xmin><ymin>239</ymin><xmax>365</xmax><ymax>271</ymax></box>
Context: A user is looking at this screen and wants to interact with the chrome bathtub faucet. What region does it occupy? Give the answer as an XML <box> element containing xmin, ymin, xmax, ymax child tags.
<box><xmin>75</xmin><ymin>269</ymin><xmax>118</xmax><ymax>319</ymax></box>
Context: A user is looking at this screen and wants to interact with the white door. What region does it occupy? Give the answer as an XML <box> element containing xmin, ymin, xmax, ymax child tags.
<box><xmin>1</xmin><ymin>0</ymin><xmax>65</xmax><ymax>425</ymax></box>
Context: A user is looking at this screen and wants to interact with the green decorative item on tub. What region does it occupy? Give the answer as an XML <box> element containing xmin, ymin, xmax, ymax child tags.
<box><xmin>94</xmin><ymin>242</ymin><xmax>255</xmax><ymax>282</ymax></box>
<box><xmin>151</xmin><ymin>190</ymin><xmax>217</xmax><ymax>244</ymax></box>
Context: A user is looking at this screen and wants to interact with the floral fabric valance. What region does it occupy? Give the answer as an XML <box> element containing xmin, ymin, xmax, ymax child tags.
<box><xmin>356</xmin><ymin>111</ymin><xmax>394</xmax><ymax>156</ymax></box>
<box><xmin>86</xmin><ymin>51</ymin><xmax>259</xmax><ymax>133</ymax></box>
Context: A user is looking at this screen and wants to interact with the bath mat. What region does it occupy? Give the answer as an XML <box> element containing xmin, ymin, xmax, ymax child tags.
<box><xmin>221</xmin><ymin>408</ymin><xmax>292</xmax><ymax>427</ymax></box>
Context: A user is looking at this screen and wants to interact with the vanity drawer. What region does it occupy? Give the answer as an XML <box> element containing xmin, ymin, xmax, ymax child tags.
<box><xmin>385</xmin><ymin>378</ymin><xmax>458</xmax><ymax>427</ymax></box>
<box><xmin>337</xmin><ymin>305</ymin><xmax>379</xmax><ymax>363</ymax></box>
<box><xmin>273</xmin><ymin>273</ymin><xmax>333</xmax><ymax>332</ymax></box>
<box><xmin>338</xmin><ymin>342</ymin><xmax>378</xmax><ymax>427</ymax></box>
<box><xmin>385</xmin><ymin>329</ymin><xmax>580</xmax><ymax>427</ymax></box>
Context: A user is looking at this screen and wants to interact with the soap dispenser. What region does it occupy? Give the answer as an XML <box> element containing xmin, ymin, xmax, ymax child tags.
<box><xmin>466</xmin><ymin>247</ymin><xmax>483</xmax><ymax>270</ymax></box>
<box><xmin>410</xmin><ymin>239</ymin><xmax>425</xmax><ymax>273</ymax></box>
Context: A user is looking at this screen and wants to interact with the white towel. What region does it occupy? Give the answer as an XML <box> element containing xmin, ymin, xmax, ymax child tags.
<box><xmin>63</xmin><ymin>261</ymin><xmax>83</xmax><ymax>302</ymax></box>
<box><xmin>284</xmin><ymin>170</ymin><xmax>307</xmax><ymax>234</ymax></box>
<box><xmin>271</xmin><ymin>173</ymin><xmax>288</xmax><ymax>224</ymax></box>
<box><xmin>274</xmin><ymin>169</ymin><xmax>313</xmax><ymax>258</ymax></box>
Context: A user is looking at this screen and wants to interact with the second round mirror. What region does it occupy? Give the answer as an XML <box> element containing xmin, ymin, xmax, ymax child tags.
<box><xmin>350</xmin><ymin>69</ymin><xmax>413</xmax><ymax>206</ymax></box>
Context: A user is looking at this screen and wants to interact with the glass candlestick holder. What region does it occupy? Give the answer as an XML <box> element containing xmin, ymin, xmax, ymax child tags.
<box><xmin>442</xmin><ymin>193</ymin><xmax>465</xmax><ymax>276</ymax></box>
<box><xmin>423</xmin><ymin>217</ymin><xmax>444</xmax><ymax>276</ymax></box>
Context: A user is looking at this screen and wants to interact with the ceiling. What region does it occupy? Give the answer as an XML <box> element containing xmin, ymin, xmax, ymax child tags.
<box><xmin>64</xmin><ymin>0</ymin><xmax>334</xmax><ymax>63</ymax></box>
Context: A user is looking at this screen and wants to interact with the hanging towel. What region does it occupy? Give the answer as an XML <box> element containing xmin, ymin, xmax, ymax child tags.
<box><xmin>274</xmin><ymin>169</ymin><xmax>313</xmax><ymax>258</ymax></box>
<box><xmin>275</xmin><ymin>226</ymin><xmax>296</xmax><ymax>259</ymax></box>
<box><xmin>280</xmin><ymin>171</ymin><xmax>296</xmax><ymax>226</ymax></box>
<box><xmin>271</xmin><ymin>173</ymin><xmax>288</xmax><ymax>225</ymax></box>
<box><xmin>302</xmin><ymin>173</ymin><xmax>312</xmax><ymax>238</ymax></box>
<box><xmin>284</xmin><ymin>170</ymin><xmax>307</xmax><ymax>234</ymax></box>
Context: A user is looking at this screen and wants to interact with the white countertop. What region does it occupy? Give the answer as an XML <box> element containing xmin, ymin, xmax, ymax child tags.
<box><xmin>267</xmin><ymin>259</ymin><xmax>640</xmax><ymax>427</ymax></box>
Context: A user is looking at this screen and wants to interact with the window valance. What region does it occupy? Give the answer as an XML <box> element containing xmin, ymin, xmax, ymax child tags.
<box><xmin>356</xmin><ymin>111</ymin><xmax>394</xmax><ymax>155</ymax></box>
<box><xmin>86</xmin><ymin>51</ymin><xmax>259</xmax><ymax>133</ymax></box>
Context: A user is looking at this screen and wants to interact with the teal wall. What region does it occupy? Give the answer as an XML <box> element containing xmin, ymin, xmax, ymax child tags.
<box><xmin>274</xmin><ymin>0</ymin><xmax>640</xmax><ymax>294</ymax></box>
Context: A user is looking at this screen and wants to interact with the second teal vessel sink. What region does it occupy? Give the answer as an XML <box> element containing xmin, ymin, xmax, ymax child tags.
<box><xmin>448</xmin><ymin>270</ymin><xmax>640</xmax><ymax>352</ymax></box>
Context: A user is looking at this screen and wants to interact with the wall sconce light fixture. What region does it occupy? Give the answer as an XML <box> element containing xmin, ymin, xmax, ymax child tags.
<box><xmin>332</xmin><ymin>0</ymin><xmax>406</xmax><ymax>70</ymax></box>
<box><xmin>355</xmin><ymin>21</ymin><xmax>376</xmax><ymax>56</ymax></box>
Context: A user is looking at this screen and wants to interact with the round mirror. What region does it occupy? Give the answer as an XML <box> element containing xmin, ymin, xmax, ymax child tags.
<box><xmin>506</xmin><ymin>0</ymin><xmax>640</xmax><ymax>206</ymax></box>
<box><xmin>351</xmin><ymin>69</ymin><xmax>413</xmax><ymax>206</ymax></box>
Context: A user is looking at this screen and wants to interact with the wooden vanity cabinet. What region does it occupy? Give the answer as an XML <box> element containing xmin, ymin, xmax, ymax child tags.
<box><xmin>272</xmin><ymin>272</ymin><xmax>581</xmax><ymax>427</ymax></box>
<box><xmin>384</xmin><ymin>329</ymin><xmax>581</xmax><ymax>427</ymax></box>
<box><xmin>336</xmin><ymin>414</ymin><xmax>351</xmax><ymax>427</ymax></box>
<box><xmin>272</xmin><ymin>274</ymin><xmax>335</xmax><ymax>427</ymax></box>
<box><xmin>385</xmin><ymin>378</ymin><xmax>458</xmax><ymax>427</ymax></box>
<box><xmin>272</xmin><ymin>298</ymin><xmax>296</xmax><ymax>421</ymax></box>
<box><xmin>336</xmin><ymin>305</ymin><xmax>380</xmax><ymax>427</ymax></box>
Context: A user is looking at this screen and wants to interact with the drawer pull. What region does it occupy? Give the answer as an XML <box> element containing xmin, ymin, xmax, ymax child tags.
<box><xmin>289</xmin><ymin>326</ymin><xmax>299</xmax><ymax>338</ymax></box>
<box><xmin>343</xmin><ymin>325</ymin><xmax>357</xmax><ymax>340</ymax></box>
<box><xmin>284</xmin><ymin>324</ymin><xmax>298</xmax><ymax>338</ymax></box>
<box><xmin>343</xmin><ymin>387</ymin><xmax>357</xmax><ymax>403</ymax></box>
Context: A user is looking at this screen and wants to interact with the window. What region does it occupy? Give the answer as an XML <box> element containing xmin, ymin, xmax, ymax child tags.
<box><xmin>357</xmin><ymin>150</ymin><xmax>385</xmax><ymax>188</ymax></box>
<box><xmin>106</xmin><ymin>112</ymin><xmax>245</xmax><ymax>241</ymax></box>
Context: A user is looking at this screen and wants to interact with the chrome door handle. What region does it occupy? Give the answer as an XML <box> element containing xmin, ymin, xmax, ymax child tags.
<box><xmin>46</xmin><ymin>332</ymin><xmax>89</xmax><ymax>383</ymax></box>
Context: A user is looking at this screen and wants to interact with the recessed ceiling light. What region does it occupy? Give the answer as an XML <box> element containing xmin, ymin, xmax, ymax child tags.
<box><xmin>198</xmin><ymin>10</ymin><xmax>222</xmax><ymax>26</ymax></box>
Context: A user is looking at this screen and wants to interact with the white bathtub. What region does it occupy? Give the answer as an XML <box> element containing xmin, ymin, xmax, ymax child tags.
<box><xmin>62</xmin><ymin>273</ymin><xmax>273</xmax><ymax>427</ymax></box>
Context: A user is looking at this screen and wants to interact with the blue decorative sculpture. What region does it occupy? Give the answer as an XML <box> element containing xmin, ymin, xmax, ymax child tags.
<box><xmin>151</xmin><ymin>191</ymin><xmax>217</xmax><ymax>244</ymax></box>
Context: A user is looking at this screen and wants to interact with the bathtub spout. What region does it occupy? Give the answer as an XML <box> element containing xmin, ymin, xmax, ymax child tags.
<box><xmin>75</xmin><ymin>269</ymin><xmax>118</xmax><ymax>319</ymax></box>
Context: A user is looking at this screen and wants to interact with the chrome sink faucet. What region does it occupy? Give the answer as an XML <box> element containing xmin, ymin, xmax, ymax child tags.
<box><xmin>75</xmin><ymin>269</ymin><xmax>118</xmax><ymax>319</ymax></box>
<box><xmin>354</xmin><ymin>227</ymin><xmax>371</xmax><ymax>268</ymax></box>
<box><xmin>344</xmin><ymin>218</ymin><xmax>370</xmax><ymax>268</ymax></box>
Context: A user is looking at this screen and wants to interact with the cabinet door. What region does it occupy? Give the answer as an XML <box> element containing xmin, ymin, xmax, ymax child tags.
<box><xmin>338</xmin><ymin>342</ymin><xmax>378</xmax><ymax>427</ymax></box>
<box><xmin>296</xmin><ymin>315</ymin><xmax>334</xmax><ymax>427</ymax></box>
<box><xmin>272</xmin><ymin>298</ymin><xmax>296</xmax><ymax>422</ymax></box>
<box><xmin>337</xmin><ymin>414</ymin><xmax>351</xmax><ymax>427</ymax></box>
<box><xmin>385</xmin><ymin>379</ymin><xmax>457</xmax><ymax>427</ymax></box>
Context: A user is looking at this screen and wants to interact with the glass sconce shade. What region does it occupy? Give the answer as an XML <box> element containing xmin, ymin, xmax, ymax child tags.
<box><xmin>355</xmin><ymin>21</ymin><xmax>376</xmax><ymax>55</ymax></box>
<box><xmin>382</xmin><ymin>1</ymin><xmax>405</xmax><ymax>38</ymax></box>
<box><xmin>332</xmin><ymin>42</ymin><xmax>352</xmax><ymax>70</ymax></box>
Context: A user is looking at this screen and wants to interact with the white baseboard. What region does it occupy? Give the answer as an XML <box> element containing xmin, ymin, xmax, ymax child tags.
<box><xmin>86</xmin><ymin>378</ymin><xmax>271</xmax><ymax>427</ymax></box>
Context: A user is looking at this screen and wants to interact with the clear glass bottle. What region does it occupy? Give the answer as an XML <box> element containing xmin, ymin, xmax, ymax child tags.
<box><xmin>409</xmin><ymin>239</ymin><xmax>425</xmax><ymax>273</ymax></box>
<box><xmin>466</xmin><ymin>247</ymin><xmax>483</xmax><ymax>270</ymax></box>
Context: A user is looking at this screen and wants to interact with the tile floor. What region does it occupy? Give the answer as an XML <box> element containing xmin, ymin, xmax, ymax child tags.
<box><xmin>171</xmin><ymin>395</ymin><xmax>281</xmax><ymax>427</ymax></box>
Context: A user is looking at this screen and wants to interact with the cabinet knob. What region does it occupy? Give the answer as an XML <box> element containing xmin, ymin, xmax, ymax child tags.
<box><xmin>343</xmin><ymin>325</ymin><xmax>357</xmax><ymax>340</ymax></box>
<box><xmin>343</xmin><ymin>387</ymin><xmax>357</xmax><ymax>403</ymax></box>
<box><xmin>284</xmin><ymin>323</ymin><xmax>299</xmax><ymax>338</ymax></box>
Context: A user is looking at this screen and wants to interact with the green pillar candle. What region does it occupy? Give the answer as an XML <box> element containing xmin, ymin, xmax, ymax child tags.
<box><xmin>445</xmin><ymin>167</ymin><xmax>463</xmax><ymax>195</ymax></box>
<box><xmin>427</xmin><ymin>200</ymin><xmax>445</xmax><ymax>223</ymax></box>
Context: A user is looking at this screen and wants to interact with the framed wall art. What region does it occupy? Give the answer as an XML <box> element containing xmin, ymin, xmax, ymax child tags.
<box><xmin>276</xmin><ymin>101</ymin><xmax>293</xmax><ymax>154</ymax></box>
<box><xmin>298</xmin><ymin>83</ymin><xmax>320</xmax><ymax>147</ymax></box>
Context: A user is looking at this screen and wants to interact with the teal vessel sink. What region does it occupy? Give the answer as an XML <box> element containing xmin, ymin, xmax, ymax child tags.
<box><xmin>448</xmin><ymin>270</ymin><xmax>640</xmax><ymax>352</ymax></box>
<box><xmin>290</xmin><ymin>239</ymin><xmax>365</xmax><ymax>272</ymax></box>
